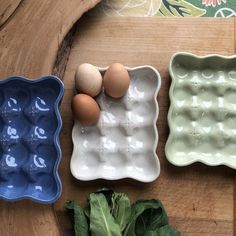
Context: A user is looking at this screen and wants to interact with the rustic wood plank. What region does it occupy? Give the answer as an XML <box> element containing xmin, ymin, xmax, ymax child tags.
<box><xmin>56</xmin><ymin>17</ymin><xmax>235</xmax><ymax>236</ymax></box>
<box><xmin>53</xmin><ymin>24</ymin><xmax>77</xmax><ymax>79</ymax></box>
<box><xmin>0</xmin><ymin>0</ymin><xmax>101</xmax><ymax>79</ymax></box>
<box><xmin>0</xmin><ymin>1</ymin><xmax>101</xmax><ymax>236</ymax></box>
<box><xmin>0</xmin><ymin>0</ymin><xmax>22</xmax><ymax>27</ymax></box>
<box><xmin>0</xmin><ymin>202</ymin><xmax>61</xmax><ymax>236</ymax></box>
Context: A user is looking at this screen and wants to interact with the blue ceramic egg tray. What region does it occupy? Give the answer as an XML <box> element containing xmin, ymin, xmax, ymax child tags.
<box><xmin>0</xmin><ymin>76</ymin><xmax>64</xmax><ymax>204</ymax></box>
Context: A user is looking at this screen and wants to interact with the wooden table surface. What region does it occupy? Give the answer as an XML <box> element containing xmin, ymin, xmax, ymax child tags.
<box><xmin>58</xmin><ymin>17</ymin><xmax>236</xmax><ymax>236</ymax></box>
<box><xmin>0</xmin><ymin>1</ymin><xmax>236</xmax><ymax>236</ymax></box>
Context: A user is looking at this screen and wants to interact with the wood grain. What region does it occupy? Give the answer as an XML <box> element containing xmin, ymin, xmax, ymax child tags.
<box><xmin>0</xmin><ymin>0</ymin><xmax>22</xmax><ymax>27</ymax></box>
<box><xmin>0</xmin><ymin>0</ymin><xmax>101</xmax><ymax>79</ymax></box>
<box><xmin>0</xmin><ymin>1</ymin><xmax>101</xmax><ymax>236</ymax></box>
<box><xmin>0</xmin><ymin>202</ymin><xmax>61</xmax><ymax>236</ymax></box>
<box><xmin>57</xmin><ymin>17</ymin><xmax>235</xmax><ymax>236</ymax></box>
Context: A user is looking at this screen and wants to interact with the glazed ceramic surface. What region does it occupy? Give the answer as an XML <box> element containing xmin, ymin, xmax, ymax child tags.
<box><xmin>0</xmin><ymin>76</ymin><xmax>64</xmax><ymax>203</ymax></box>
<box><xmin>71</xmin><ymin>66</ymin><xmax>161</xmax><ymax>182</ymax></box>
<box><xmin>166</xmin><ymin>52</ymin><xmax>236</xmax><ymax>168</ymax></box>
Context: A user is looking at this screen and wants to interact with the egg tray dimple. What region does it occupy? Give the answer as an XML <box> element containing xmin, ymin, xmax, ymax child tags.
<box><xmin>0</xmin><ymin>76</ymin><xmax>64</xmax><ymax>204</ymax></box>
<box><xmin>71</xmin><ymin>66</ymin><xmax>161</xmax><ymax>182</ymax></box>
<box><xmin>166</xmin><ymin>52</ymin><xmax>236</xmax><ymax>168</ymax></box>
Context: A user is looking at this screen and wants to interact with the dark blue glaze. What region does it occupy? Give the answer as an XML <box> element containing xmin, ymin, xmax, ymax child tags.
<box><xmin>0</xmin><ymin>76</ymin><xmax>64</xmax><ymax>204</ymax></box>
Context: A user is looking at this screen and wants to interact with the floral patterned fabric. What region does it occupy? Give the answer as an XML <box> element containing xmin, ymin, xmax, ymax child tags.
<box><xmin>91</xmin><ymin>0</ymin><xmax>236</xmax><ymax>17</ymax></box>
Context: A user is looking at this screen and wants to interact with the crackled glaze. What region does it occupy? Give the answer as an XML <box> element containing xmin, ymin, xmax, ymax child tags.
<box><xmin>71</xmin><ymin>66</ymin><xmax>161</xmax><ymax>182</ymax></box>
<box><xmin>166</xmin><ymin>52</ymin><xmax>236</xmax><ymax>168</ymax></box>
<box><xmin>0</xmin><ymin>76</ymin><xmax>63</xmax><ymax>203</ymax></box>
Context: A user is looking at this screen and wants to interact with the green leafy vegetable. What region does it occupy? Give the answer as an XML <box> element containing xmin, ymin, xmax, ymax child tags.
<box><xmin>145</xmin><ymin>225</ymin><xmax>180</xmax><ymax>236</ymax></box>
<box><xmin>92</xmin><ymin>188</ymin><xmax>131</xmax><ymax>232</ymax></box>
<box><xmin>144</xmin><ymin>231</ymin><xmax>157</xmax><ymax>236</ymax></box>
<box><xmin>94</xmin><ymin>188</ymin><xmax>114</xmax><ymax>207</ymax></box>
<box><xmin>111</xmin><ymin>192</ymin><xmax>131</xmax><ymax>232</ymax></box>
<box><xmin>65</xmin><ymin>190</ymin><xmax>181</xmax><ymax>236</ymax></box>
<box><xmin>84</xmin><ymin>202</ymin><xmax>90</xmax><ymax>219</ymax></box>
<box><xmin>124</xmin><ymin>200</ymin><xmax>168</xmax><ymax>236</ymax></box>
<box><xmin>89</xmin><ymin>193</ymin><xmax>122</xmax><ymax>236</ymax></box>
<box><xmin>65</xmin><ymin>201</ymin><xmax>89</xmax><ymax>236</ymax></box>
<box><xmin>157</xmin><ymin>225</ymin><xmax>180</xmax><ymax>236</ymax></box>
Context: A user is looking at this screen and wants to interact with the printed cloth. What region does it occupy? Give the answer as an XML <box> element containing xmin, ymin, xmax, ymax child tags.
<box><xmin>90</xmin><ymin>0</ymin><xmax>236</xmax><ymax>17</ymax></box>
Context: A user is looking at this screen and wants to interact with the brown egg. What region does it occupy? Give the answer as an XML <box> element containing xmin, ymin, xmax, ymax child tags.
<box><xmin>103</xmin><ymin>63</ymin><xmax>130</xmax><ymax>98</ymax></box>
<box><xmin>71</xmin><ymin>94</ymin><xmax>100</xmax><ymax>125</ymax></box>
<box><xmin>75</xmin><ymin>63</ymin><xmax>102</xmax><ymax>97</ymax></box>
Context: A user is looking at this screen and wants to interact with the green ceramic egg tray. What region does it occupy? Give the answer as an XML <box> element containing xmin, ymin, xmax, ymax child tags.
<box><xmin>166</xmin><ymin>52</ymin><xmax>236</xmax><ymax>168</ymax></box>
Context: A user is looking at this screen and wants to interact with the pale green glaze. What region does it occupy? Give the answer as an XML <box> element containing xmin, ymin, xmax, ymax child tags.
<box><xmin>166</xmin><ymin>52</ymin><xmax>236</xmax><ymax>168</ymax></box>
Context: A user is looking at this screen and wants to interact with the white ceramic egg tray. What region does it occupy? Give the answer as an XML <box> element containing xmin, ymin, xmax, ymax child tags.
<box><xmin>71</xmin><ymin>66</ymin><xmax>161</xmax><ymax>182</ymax></box>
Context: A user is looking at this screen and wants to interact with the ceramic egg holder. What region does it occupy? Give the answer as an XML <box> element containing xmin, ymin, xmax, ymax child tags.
<box><xmin>166</xmin><ymin>52</ymin><xmax>236</xmax><ymax>168</ymax></box>
<box><xmin>0</xmin><ymin>76</ymin><xmax>63</xmax><ymax>203</ymax></box>
<box><xmin>71</xmin><ymin>66</ymin><xmax>161</xmax><ymax>182</ymax></box>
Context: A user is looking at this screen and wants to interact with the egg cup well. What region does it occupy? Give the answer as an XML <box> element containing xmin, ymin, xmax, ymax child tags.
<box><xmin>71</xmin><ymin>66</ymin><xmax>161</xmax><ymax>182</ymax></box>
<box><xmin>0</xmin><ymin>76</ymin><xmax>64</xmax><ymax>203</ymax></box>
<box><xmin>166</xmin><ymin>52</ymin><xmax>236</xmax><ymax>168</ymax></box>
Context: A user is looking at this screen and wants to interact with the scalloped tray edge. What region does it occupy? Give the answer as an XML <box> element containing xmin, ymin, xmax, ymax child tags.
<box><xmin>71</xmin><ymin>65</ymin><xmax>161</xmax><ymax>182</ymax></box>
<box><xmin>0</xmin><ymin>76</ymin><xmax>64</xmax><ymax>204</ymax></box>
<box><xmin>166</xmin><ymin>52</ymin><xmax>236</xmax><ymax>168</ymax></box>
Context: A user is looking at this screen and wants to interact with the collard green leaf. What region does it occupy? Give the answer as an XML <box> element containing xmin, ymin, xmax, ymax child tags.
<box><xmin>66</xmin><ymin>191</ymin><xmax>180</xmax><ymax>236</ymax></box>
<box><xmin>144</xmin><ymin>225</ymin><xmax>181</xmax><ymax>236</ymax></box>
<box><xmin>65</xmin><ymin>201</ymin><xmax>89</xmax><ymax>236</ymax></box>
<box><xmin>94</xmin><ymin>188</ymin><xmax>114</xmax><ymax>207</ymax></box>
<box><xmin>89</xmin><ymin>193</ymin><xmax>122</xmax><ymax>236</ymax></box>
<box><xmin>144</xmin><ymin>231</ymin><xmax>160</xmax><ymax>236</ymax></box>
<box><xmin>84</xmin><ymin>202</ymin><xmax>90</xmax><ymax>219</ymax></box>
<box><xmin>157</xmin><ymin>225</ymin><xmax>180</xmax><ymax>236</ymax></box>
<box><xmin>124</xmin><ymin>199</ymin><xmax>168</xmax><ymax>236</ymax></box>
<box><xmin>111</xmin><ymin>192</ymin><xmax>131</xmax><ymax>232</ymax></box>
<box><xmin>156</xmin><ymin>0</ymin><xmax>206</xmax><ymax>17</ymax></box>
